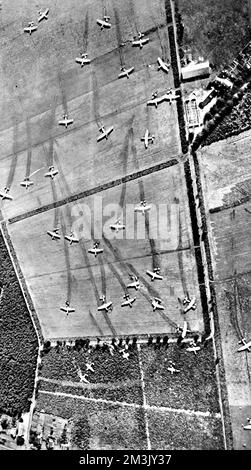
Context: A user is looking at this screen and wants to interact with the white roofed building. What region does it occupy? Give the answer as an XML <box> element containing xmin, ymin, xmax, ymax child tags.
<box><xmin>181</xmin><ymin>60</ymin><xmax>210</xmax><ymax>81</ymax></box>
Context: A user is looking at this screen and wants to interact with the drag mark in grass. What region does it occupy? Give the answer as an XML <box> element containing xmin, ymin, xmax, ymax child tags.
<box><xmin>57</xmin><ymin>71</ymin><xmax>68</xmax><ymax>116</ymax></box>
<box><xmin>98</xmin><ymin>255</ymin><xmax>107</xmax><ymax>298</ymax></box>
<box><xmin>104</xmin><ymin>257</ymin><xmax>128</xmax><ymax>294</ymax></box>
<box><xmin>113</xmin><ymin>7</ymin><xmax>125</xmax><ymax>67</ymax></box>
<box><xmin>79</xmin><ymin>240</ymin><xmax>118</xmax><ymax>338</ymax></box>
<box><xmin>177</xmin><ymin>209</ymin><xmax>188</xmax><ymax>295</ymax></box>
<box><xmin>118</xmin><ymin>117</ymin><xmax>135</xmax><ymax>210</ymax></box>
<box><xmin>91</xmin><ymin>69</ymin><xmax>102</xmax><ymax>129</ymax></box>
<box><xmin>79</xmin><ymin>240</ymin><xmax>100</xmax><ymax>305</ymax></box>
<box><xmin>60</xmin><ymin>212</ymin><xmax>73</xmax><ymax>305</ymax></box>
<box><xmin>101</xmin><ymin>235</ymin><xmax>160</xmax><ymax>301</ymax></box>
<box><xmin>6</xmin><ymin>118</ymin><xmax>18</xmax><ymax>189</ymax></box>
<box><xmin>82</xmin><ymin>11</ymin><xmax>89</xmax><ymax>51</ymax></box>
<box><xmin>25</xmin><ymin>117</ymin><xmax>32</xmax><ymax>178</ymax></box>
<box><xmin>88</xmin><ymin>309</ymin><xmax>104</xmax><ymax>337</ymax></box>
<box><xmin>131</xmin><ymin>138</ymin><xmax>159</xmax><ymax>271</ymax></box>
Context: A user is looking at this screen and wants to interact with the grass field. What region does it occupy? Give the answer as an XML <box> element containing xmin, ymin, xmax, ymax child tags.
<box><xmin>0</xmin><ymin>0</ymin><xmax>206</xmax><ymax>341</ymax></box>
<box><xmin>7</xmin><ymin>163</ymin><xmax>203</xmax><ymax>339</ymax></box>
<box><xmin>198</xmin><ymin>129</ymin><xmax>251</xmax><ymax>449</ymax></box>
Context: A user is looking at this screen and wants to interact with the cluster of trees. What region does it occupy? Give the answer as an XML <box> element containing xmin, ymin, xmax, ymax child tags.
<box><xmin>164</xmin><ymin>0</ymin><xmax>172</xmax><ymax>24</ymax></box>
<box><xmin>202</xmin><ymin>90</ymin><xmax>251</xmax><ymax>147</ymax></box>
<box><xmin>72</xmin><ymin>416</ymin><xmax>90</xmax><ymax>450</ymax></box>
<box><xmin>0</xmin><ymin>232</ymin><xmax>38</xmax><ymax>416</ymax></box>
<box><xmin>192</xmin><ymin>82</ymin><xmax>251</xmax><ymax>150</ymax></box>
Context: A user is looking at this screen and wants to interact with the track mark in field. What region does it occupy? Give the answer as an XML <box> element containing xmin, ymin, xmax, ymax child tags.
<box><xmin>131</xmin><ymin>137</ymin><xmax>159</xmax><ymax>271</ymax></box>
<box><xmin>113</xmin><ymin>7</ymin><xmax>125</xmax><ymax>67</ymax></box>
<box><xmin>52</xmin><ymin>149</ymin><xmax>115</xmax><ymax>337</ymax></box>
<box><xmin>42</xmin><ymin>140</ymin><xmax>60</xmax><ymax>227</ymax></box>
<box><xmin>119</xmin><ymin>116</ymin><xmax>135</xmax><ymax>209</ymax></box>
<box><xmin>60</xmin><ymin>211</ymin><xmax>73</xmax><ymax>304</ymax></box>
<box><xmin>72</xmin><ymin>10</ymin><xmax>89</xmax><ymax>51</ymax></box>
<box><xmin>53</xmin><ymin>149</ymin><xmax>72</xmax><ymax>199</ymax></box>
<box><xmin>152</xmin><ymin>10</ymin><xmax>169</xmax><ymax>60</ymax></box>
<box><xmin>25</xmin><ymin>117</ymin><xmax>32</xmax><ymax>178</ymax></box>
<box><xmin>224</xmin><ymin>278</ymin><xmax>244</xmax><ymax>340</ymax></box>
<box><xmin>9</xmin><ymin>159</ymin><xmax>179</xmax><ymax>224</ymax></box>
<box><xmin>43</xmin><ymin>143</ymin><xmax>57</xmax><ymax>201</ymax></box>
<box><xmin>125</xmin><ymin>259</ymin><xmax>177</xmax><ymax>328</ymax></box>
<box><xmin>82</xmin><ymin>11</ymin><xmax>89</xmax><ymax>50</ymax></box>
<box><xmin>6</xmin><ymin>118</ymin><xmax>18</xmax><ymax>189</ymax></box>
<box><xmin>79</xmin><ymin>237</ymin><xmax>117</xmax><ymax>338</ymax></box>
<box><xmin>91</xmin><ymin>69</ymin><xmax>102</xmax><ymax>129</ymax></box>
<box><xmin>160</xmin><ymin>27</ymin><xmax>169</xmax><ymax>61</ymax></box>
<box><xmin>102</xmin><ymin>310</ymin><xmax>117</xmax><ymax>337</ymax></box>
<box><xmin>127</xmin><ymin>0</ymin><xmax>138</xmax><ymax>35</ymax></box>
<box><xmin>102</xmin><ymin>234</ymin><xmax>159</xmax><ymax>304</ymax></box>
<box><xmin>88</xmin><ymin>309</ymin><xmax>104</xmax><ymax>336</ymax></box>
<box><xmin>46</xmin><ymin>102</ymin><xmax>60</xmax><ymax>227</ymax></box>
<box><xmin>100</xmin><ymin>236</ymin><xmax>176</xmax><ymax>327</ymax></box>
<box><xmin>58</xmin><ymin>71</ymin><xmax>68</xmax><ymax>116</ymax></box>
<box><xmin>102</xmin><ymin>235</ymin><xmax>160</xmax><ymax>298</ymax></box>
<box><xmin>57</xmin><ymin>176</ymin><xmax>115</xmax><ymax>337</ymax></box>
<box><xmin>105</xmin><ymin>258</ymin><xmax>128</xmax><ymax>293</ymax></box>
<box><xmin>177</xmin><ymin>210</ymin><xmax>188</xmax><ymax>295</ymax></box>
<box><xmin>102</xmin><ymin>0</ymin><xmax>109</xmax><ymax>18</ymax></box>
<box><xmin>78</xmin><ymin>240</ymin><xmax>100</xmax><ymax>305</ymax></box>
<box><xmin>98</xmin><ymin>255</ymin><xmax>107</xmax><ymax>298</ymax></box>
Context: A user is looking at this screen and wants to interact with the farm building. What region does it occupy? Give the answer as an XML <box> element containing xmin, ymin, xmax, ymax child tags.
<box><xmin>181</xmin><ymin>60</ymin><xmax>210</xmax><ymax>81</ymax></box>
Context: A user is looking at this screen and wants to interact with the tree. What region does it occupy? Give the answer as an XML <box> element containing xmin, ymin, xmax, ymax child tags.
<box><xmin>16</xmin><ymin>436</ymin><xmax>25</xmax><ymax>446</ymax></box>
<box><xmin>72</xmin><ymin>416</ymin><xmax>90</xmax><ymax>450</ymax></box>
<box><xmin>1</xmin><ymin>418</ymin><xmax>8</xmax><ymax>430</ymax></box>
<box><xmin>60</xmin><ymin>424</ymin><xmax>68</xmax><ymax>445</ymax></box>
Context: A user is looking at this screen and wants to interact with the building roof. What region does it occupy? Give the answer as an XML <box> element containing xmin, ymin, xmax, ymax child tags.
<box><xmin>181</xmin><ymin>61</ymin><xmax>210</xmax><ymax>80</ymax></box>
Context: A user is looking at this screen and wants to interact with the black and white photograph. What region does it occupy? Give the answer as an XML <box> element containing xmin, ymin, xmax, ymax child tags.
<box><xmin>0</xmin><ymin>0</ymin><xmax>250</xmax><ymax>458</ymax></box>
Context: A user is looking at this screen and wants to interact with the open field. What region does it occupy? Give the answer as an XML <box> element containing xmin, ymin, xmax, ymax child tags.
<box><xmin>0</xmin><ymin>0</ymin><xmax>203</xmax><ymax>340</ymax></box>
<box><xmin>7</xmin><ymin>164</ymin><xmax>203</xmax><ymax>339</ymax></box>
<box><xmin>198</xmin><ymin>130</ymin><xmax>251</xmax><ymax>449</ymax></box>
<box><xmin>0</xmin><ymin>0</ymin><xmax>177</xmax><ymax>222</ymax></box>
